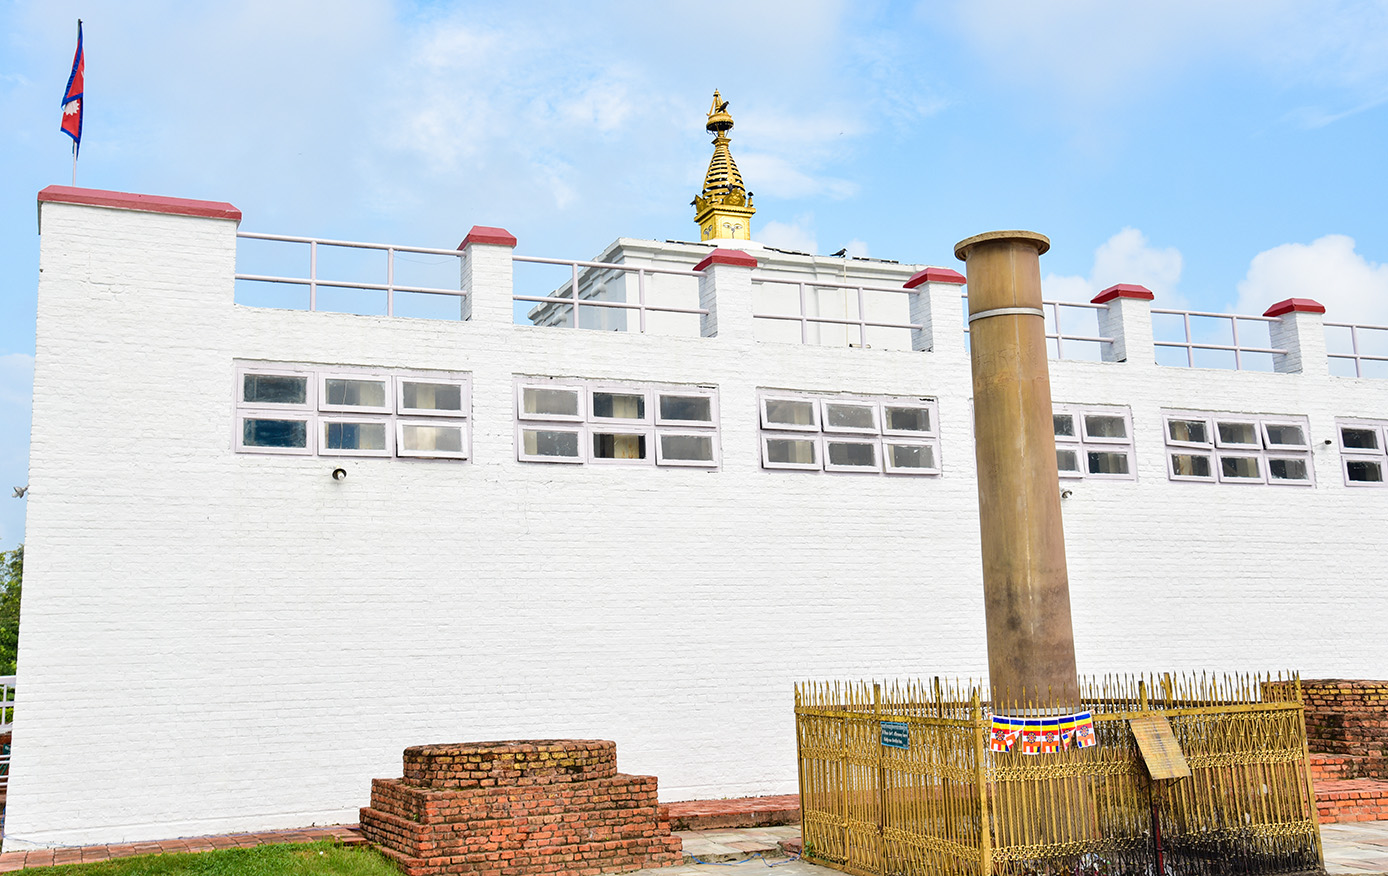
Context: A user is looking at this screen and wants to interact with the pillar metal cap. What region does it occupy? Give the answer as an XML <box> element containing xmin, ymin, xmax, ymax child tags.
<box><xmin>954</xmin><ymin>230</ymin><xmax>1051</xmax><ymax>262</ymax></box>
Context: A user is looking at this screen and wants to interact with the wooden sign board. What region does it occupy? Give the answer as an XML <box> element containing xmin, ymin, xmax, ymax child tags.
<box><xmin>1129</xmin><ymin>713</ymin><xmax>1191</xmax><ymax>780</ymax></box>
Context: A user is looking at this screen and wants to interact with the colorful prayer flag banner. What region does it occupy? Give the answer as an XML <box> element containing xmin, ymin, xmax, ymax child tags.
<box><xmin>990</xmin><ymin>711</ymin><xmax>1097</xmax><ymax>754</ymax></box>
<box><xmin>61</xmin><ymin>20</ymin><xmax>84</xmax><ymax>155</ymax></box>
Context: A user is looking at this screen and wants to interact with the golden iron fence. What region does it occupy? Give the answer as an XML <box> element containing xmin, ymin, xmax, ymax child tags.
<box><xmin>795</xmin><ymin>673</ymin><xmax>1320</xmax><ymax>876</ymax></box>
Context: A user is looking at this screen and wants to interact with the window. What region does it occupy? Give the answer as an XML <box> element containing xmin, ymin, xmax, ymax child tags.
<box><xmin>515</xmin><ymin>378</ymin><xmax>718</xmax><ymax>467</ymax></box>
<box><xmin>1161</xmin><ymin>411</ymin><xmax>1312</xmax><ymax>485</ymax></box>
<box><xmin>236</xmin><ymin>363</ymin><xmax>470</xmax><ymax>460</ymax></box>
<box><xmin>1338</xmin><ymin>419</ymin><xmax>1388</xmax><ymax>486</ymax></box>
<box><xmin>1052</xmin><ymin>404</ymin><xmax>1134</xmax><ymax>480</ymax></box>
<box><xmin>759</xmin><ymin>391</ymin><xmax>940</xmax><ymax>475</ymax></box>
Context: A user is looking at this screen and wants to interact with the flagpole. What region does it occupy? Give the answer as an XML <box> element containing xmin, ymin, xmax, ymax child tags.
<box><xmin>72</xmin><ymin>143</ymin><xmax>77</xmax><ymax>187</ymax></box>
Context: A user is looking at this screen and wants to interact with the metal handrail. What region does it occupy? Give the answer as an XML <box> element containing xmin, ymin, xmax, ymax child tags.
<box><xmin>1325</xmin><ymin>321</ymin><xmax>1388</xmax><ymax>378</ymax></box>
<box><xmin>961</xmin><ymin>295</ymin><xmax>1114</xmax><ymax>360</ymax></box>
<box><xmin>751</xmin><ymin>274</ymin><xmax>923</xmax><ymax>347</ymax></box>
<box><xmin>514</xmin><ymin>256</ymin><xmax>705</xmax><ymax>333</ymax></box>
<box><xmin>235</xmin><ymin>232</ymin><xmax>467</xmax><ymax>317</ymax></box>
<box><xmin>1151</xmin><ymin>307</ymin><xmax>1285</xmax><ymax>369</ymax></box>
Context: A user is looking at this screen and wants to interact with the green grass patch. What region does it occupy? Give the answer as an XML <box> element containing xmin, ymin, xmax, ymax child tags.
<box><xmin>37</xmin><ymin>841</ymin><xmax>400</xmax><ymax>875</ymax></box>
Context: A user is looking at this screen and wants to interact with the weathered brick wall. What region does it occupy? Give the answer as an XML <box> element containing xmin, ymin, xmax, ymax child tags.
<box><xmin>1303</xmin><ymin>680</ymin><xmax>1388</xmax><ymax>764</ymax></box>
<box><xmin>360</xmin><ymin>740</ymin><xmax>681</xmax><ymax>876</ymax></box>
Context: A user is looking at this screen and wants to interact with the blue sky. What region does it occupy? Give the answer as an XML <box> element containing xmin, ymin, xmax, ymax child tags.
<box><xmin>3</xmin><ymin>0</ymin><xmax>1388</xmax><ymax>547</ymax></box>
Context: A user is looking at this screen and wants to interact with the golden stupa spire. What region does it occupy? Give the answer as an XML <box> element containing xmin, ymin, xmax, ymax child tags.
<box><xmin>692</xmin><ymin>90</ymin><xmax>755</xmax><ymax>242</ymax></box>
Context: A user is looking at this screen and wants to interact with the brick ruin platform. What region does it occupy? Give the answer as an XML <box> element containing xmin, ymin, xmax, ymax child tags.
<box><xmin>359</xmin><ymin>740</ymin><xmax>683</xmax><ymax>876</ymax></box>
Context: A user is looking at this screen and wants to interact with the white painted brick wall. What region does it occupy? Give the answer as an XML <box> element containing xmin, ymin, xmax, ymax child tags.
<box><xmin>10</xmin><ymin>199</ymin><xmax>1388</xmax><ymax>849</ymax></box>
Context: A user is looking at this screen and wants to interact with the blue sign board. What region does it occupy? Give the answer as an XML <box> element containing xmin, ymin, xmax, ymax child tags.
<box><xmin>880</xmin><ymin>721</ymin><xmax>909</xmax><ymax>749</ymax></box>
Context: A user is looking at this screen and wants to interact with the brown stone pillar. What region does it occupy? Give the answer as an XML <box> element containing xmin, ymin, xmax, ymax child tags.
<box><xmin>955</xmin><ymin>231</ymin><xmax>1079</xmax><ymax>713</ymax></box>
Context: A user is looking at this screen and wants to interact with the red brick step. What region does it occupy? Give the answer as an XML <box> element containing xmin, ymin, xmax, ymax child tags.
<box><xmin>665</xmin><ymin>795</ymin><xmax>800</xmax><ymax>832</ymax></box>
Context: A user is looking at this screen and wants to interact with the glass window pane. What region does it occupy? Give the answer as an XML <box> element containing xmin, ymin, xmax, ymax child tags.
<box><xmin>244</xmin><ymin>374</ymin><xmax>307</xmax><ymax>405</ymax></box>
<box><xmin>1348</xmin><ymin>459</ymin><xmax>1385</xmax><ymax>482</ymax></box>
<box><xmin>1171</xmin><ymin>453</ymin><xmax>1211</xmax><ymax>478</ymax></box>
<box><xmin>824</xmin><ymin>403</ymin><xmax>876</xmax><ymax>431</ymax></box>
<box><xmin>523</xmin><ymin>429</ymin><xmax>580</xmax><ymax>458</ymax></box>
<box><xmin>1053</xmin><ymin>414</ymin><xmax>1076</xmax><ymax>438</ymax></box>
<box><xmin>660</xmin><ymin>434</ymin><xmax>713</xmax><ymax>461</ymax></box>
<box><xmin>1342</xmin><ymin>427</ymin><xmax>1380</xmax><ymax>451</ymax></box>
<box><xmin>1264</xmin><ymin>423</ymin><xmax>1306</xmax><ymax>447</ymax></box>
<box><xmin>1087</xmin><ymin>451</ymin><xmax>1130</xmax><ymax>475</ymax></box>
<box><xmin>1057</xmin><ymin>448</ymin><xmax>1081</xmax><ymax>472</ymax></box>
<box><xmin>827</xmin><ymin>441</ymin><xmax>877</xmax><ymax>467</ymax></box>
<box><xmin>593</xmin><ymin>432</ymin><xmax>647</xmax><ymax>459</ymax></box>
<box><xmin>764</xmin><ymin>399</ymin><xmax>815</xmax><ymax>427</ymax></box>
<box><xmin>1268</xmin><ymin>458</ymin><xmax>1309</xmax><ymax>481</ymax></box>
<box><xmin>885</xmin><ymin>406</ymin><xmax>931</xmax><ymax>433</ymax></box>
<box><xmin>888</xmin><ymin>443</ymin><xmax>934</xmax><ymax>469</ymax></box>
<box><xmin>659</xmin><ymin>395</ymin><xmax>712</xmax><ymax>423</ymax></box>
<box><xmin>1084</xmin><ymin>414</ymin><xmax>1127</xmax><ymax>439</ymax></box>
<box><xmin>243</xmin><ymin>418</ymin><xmax>307</xmax><ymax>448</ymax></box>
<box><xmin>523</xmin><ymin>387</ymin><xmax>580</xmax><ymax>418</ymax></box>
<box><xmin>592</xmin><ymin>391</ymin><xmax>646</xmax><ymax>420</ymax></box>
<box><xmin>766</xmin><ymin>438</ymin><xmax>816</xmax><ymax>465</ymax></box>
<box><xmin>401</xmin><ymin>424</ymin><xmax>464</xmax><ymax>453</ymax></box>
<box><xmin>1168</xmin><ymin>419</ymin><xmax>1208</xmax><ymax>444</ymax></box>
<box><xmin>324</xmin><ymin>378</ymin><xmax>387</xmax><ymax>408</ymax></box>
<box><xmin>402</xmin><ymin>382</ymin><xmax>463</xmax><ymax>413</ymax></box>
<box><xmin>324</xmin><ymin>421</ymin><xmax>387</xmax><ymax>450</ymax></box>
<box><xmin>1221</xmin><ymin>455</ymin><xmax>1261</xmax><ymax>479</ymax></box>
<box><xmin>1217</xmin><ymin>422</ymin><xmax>1259</xmax><ymax>446</ymax></box>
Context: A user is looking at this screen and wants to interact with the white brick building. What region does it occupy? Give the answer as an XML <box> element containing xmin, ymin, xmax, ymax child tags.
<box><xmin>9</xmin><ymin>184</ymin><xmax>1388</xmax><ymax>849</ymax></box>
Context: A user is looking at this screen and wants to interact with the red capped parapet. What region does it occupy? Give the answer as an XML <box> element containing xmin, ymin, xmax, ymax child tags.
<box><xmin>458</xmin><ymin>225</ymin><xmax>517</xmax><ymax>248</ymax></box>
<box><xmin>694</xmin><ymin>248</ymin><xmax>757</xmax><ymax>271</ymax></box>
<box><xmin>904</xmin><ymin>267</ymin><xmax>967</xmax><ymax>288</ymax></box>
<box><xmin>1264</xmin><ymin>298</ymin><xmax>1326</xmax><ymax>317</ymax></box>
<box><xmin>37</xmin><ymin>186</ymin><xmax>241</xmax><ymax>222</ymax></box>
<box><xmin>1091</xmin><ymin>283</ymin><xmax>1154</xmax><ymax>304</ymax></box>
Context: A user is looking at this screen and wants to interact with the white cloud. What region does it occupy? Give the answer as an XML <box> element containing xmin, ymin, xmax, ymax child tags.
<box><xmin>1234</xmin><ymin>235</ymin><xmax>1388</xmax><ymax>324</ymax></box>
<box><xmin>736</xmin><ymin>153</ymin><xmax>858</xmax><ymax>201</ymax></box>
<box><xmin>759</xmin><ymin>217</ymin><xmax>819</xmax><ymax>254</ymax></box>
<box><xmin>1043</xmin><ymin>228</ymin><xmax>1185</xmax><ymax>305</ymax></box>
<box><xmin>845</xmin><ymin>239</ymin><xmax>870</xmax><ymax>259</ymax></box>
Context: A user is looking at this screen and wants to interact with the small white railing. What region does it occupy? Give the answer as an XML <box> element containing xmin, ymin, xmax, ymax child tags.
<box><xmin>1151</xmin><ymin>308</ymin><xmax>1285</xmax><ymax>370</ymax></box>
<box><xmin>1325</xmin><ymin>321</ymin><xmax>1388</xmax><ymax>378</ymax></box>
<box><xmin>514</xmin><ymin>257</ymin><xmax>706</xmax><ymax>333</ymax></box>
<box><xmin>752</xmin><ymin>275</ymin><xmax>921</xmax><ymax>347</ymax></box>
<box><xmin>235</xmin><ymin>232</ymin><xmax>467</xmax><ymax>316</ymax></box>
<box><xmin>962</xmin><ymin>296</ymin><xmax>1114</xmax><ymax>360</ymax></box>
<box><xmin>0</xmin><ymin>675</ymin><xmax>14</xmax><ymax>790</ymax></box>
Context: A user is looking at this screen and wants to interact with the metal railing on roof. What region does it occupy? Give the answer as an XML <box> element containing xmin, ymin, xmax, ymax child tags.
<box><xmin>962</xmin><ymin>296</ymin><xmax>1114</xmax><ymax>361</ymax></box>
<box><xmin>752</xmin><ymin>274</ymin><xmax>922</xmax><ymax>348</ymax></box>
<box><xmin>235</xmin><ymin>232</ymin><xmax>467</xmax><ymax>317</ymax></box>
<box><xmin>513</xmin><ymin>256</ymin><xmax>705</xmax><ymax>333</ymax></box>
<box><xmin>1151</xmin><ymin>308</ymin><xmax>1285</xmax><ymax>370</ymax></box>
<box><xmin>1325</xmin><ymin>321</ymin><xmax>1388</xmax><ymax>378</ymax></box>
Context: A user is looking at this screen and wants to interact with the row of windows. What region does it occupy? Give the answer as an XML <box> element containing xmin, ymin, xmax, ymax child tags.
<box><xmin>234</xmin><ymin>364</ymin><xmax>1388</xmax><ymax>485</ymax></box>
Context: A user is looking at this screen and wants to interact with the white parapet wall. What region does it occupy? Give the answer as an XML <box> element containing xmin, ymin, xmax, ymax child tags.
<box><xmin>10</xmin><ymin>187</ymin><xmax>1388</xmax><ymax>848</ymax></box>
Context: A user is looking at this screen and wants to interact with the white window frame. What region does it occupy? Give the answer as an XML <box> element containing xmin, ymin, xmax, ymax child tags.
<box><xmin>760</xmin><ymin>434</ymin><xmax>822</xmax><ymax>471</ymax></box>
<box><xmin>517</xmin><ymin>425</ymin><xmax>586</xmax><ymax>464</ymax></box>
<box><xmin>820</xmin><ymin>399</ymin><xmax>880</xmax><ymax>436</ymax></box>
<box><xmin>1053</xmin><ymin>404</ymin><xmax>1135</xmax><ymax>481</ymax></box>
<box><xmin>759</xmin><ymin>391</ymin><xmax>940</xmax><ymax>477</ymax></box>
<box><xmin>237</xmin><ymin>409</ymin><xmax>315</xmax><ymax>456</ymax></box>
<box><xmin>1163</xmin><ymin>410</ymin><xmax>1313</xmax><ymax>486</ymax></box>
<box><xmin>588</xmin><ymin>386</ymin><xmax>653</xmax><ymax>427</ymax></box>
<box><xmin>655</xmin><ymin>431</ymin><xmax>721</xmax><ymax>467</ymax></box>
<box><xmin>515</xmin><ymin>378</ymin><xmax>719</xmax><ymax>469</ymax></box>
<box><xmin>397</xmin><ymin>378</ymin><xmax>469</xmax><ymax>418</ymax></box>
<box><xmin>654</xmin><ymin>390</ymin><xmax>718</xmax><ymax>428</ymax></box>
<box><xmin>396</xmin><ymin>419</ymin><xmax>470</xmax><ymax>460</ymax></box>
<box><xmin>517</xmin><ymin>382</ymin><xmax>585</xmax><ymax>423</ymax></box>
<box><xmin>318</xmin><ymin>373</ymin><xmax>392</xmax><ymax>414</ymax></box>
<box><xmin>235</xmin><ymin>362</ymin><xmax>470</xmax><ymax>462</ymax></box>
<box><xmin>1338</xmin><ymin>419</ymin><xmax>1388</xmax><ymax>487</ymax></box>
<box><xmin>319</xmin><ymin>416</ymin><xmax>393</xmax><ymax>458</ymax></box>
<box><xmin>760</xmin><ymin>395</ymin><xmax>821</xmax><ymax>432</ymax></box>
